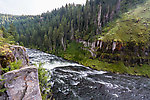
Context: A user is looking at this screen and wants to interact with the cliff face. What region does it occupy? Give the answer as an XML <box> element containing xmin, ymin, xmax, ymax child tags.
<box><xmin>79</xmin><ymin>39</ymin><xmax>150</xmax><ymax>66</ymax></box>
<box><xmin>94</xmin><ymin>41</ymin><xmax>149</xmax><ymax>66</ymax></box>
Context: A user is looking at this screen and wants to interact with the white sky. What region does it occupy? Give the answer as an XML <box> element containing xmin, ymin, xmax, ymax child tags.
<box><xmin>0</xmin><ymin>0</ymin><xmax>86</xmax><ymax>15</ymax></box>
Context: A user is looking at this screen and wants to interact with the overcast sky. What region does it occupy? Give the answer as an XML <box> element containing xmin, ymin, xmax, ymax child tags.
<box><xmin>0</xmin><ymin>0</ymin><xmax>86</xmax><ymax>15</ymax></box>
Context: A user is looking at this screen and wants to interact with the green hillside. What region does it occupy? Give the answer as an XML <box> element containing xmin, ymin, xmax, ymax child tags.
<box><xmin>0</xmin><ymin>0</ymin><xmax>145</xmax><ymax>52</ymax></box>
<box><xmin>58</xmin><ymin>0</ymin><xmax>150</xmax><ymax>77</ymax></box>
<box><xmin>100</xmin><ymin>0</ymin><xmax>150</xmax><ymax>43</ymax></box>
<box><xmin>0</xmin><ymin>0</ymin><xmax>149</xmax><ymax>77</ymax></box>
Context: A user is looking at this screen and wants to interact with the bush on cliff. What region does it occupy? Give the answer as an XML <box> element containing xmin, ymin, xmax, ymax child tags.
<box><xmin>37</xmin><ymin>63</ymin><xmax>53</xmax><ymax>100</ymax></box>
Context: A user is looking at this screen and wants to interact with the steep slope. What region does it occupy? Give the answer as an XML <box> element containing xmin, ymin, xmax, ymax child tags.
<box><xmin>0</xmin><ymin>0</ymin><xmax>145</xmax><ymax>53</ymax></box>
<box><xmin>95</xmin><ymin>0</ymin><xmax>150</xmax><ymax>62</ymax></box>
<box><xmin>57</xmin><ymin>0</ymin><xmax>150</xmax><ymax>77</ymax></box>
<box><xmin>78</xmin><ymin>0</ymin><xmax>150</xmax><ymax>76</ymax></box>
<box><xmin>0</xmin><ymin>0</ymin><xmax>149</xmax><ymax>77</ymax></box>
<box><xmin>101</xmin><ymin>0</ymin><xmax>150</xmax><ymax>42</ymax></box>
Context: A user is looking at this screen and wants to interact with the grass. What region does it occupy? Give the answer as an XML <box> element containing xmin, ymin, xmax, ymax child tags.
<box><xmin>81</xmin><ymin>59</ymin><xmax>150</xmax><ymax>77</ymax></box>
<box><xmin>130</xmin><ymin>0</ymin><xmax>150</xmax><ymax>19</ymax></box>
<box><xmin>79</xmin><ymin>0</ymin><xmax>150</xmax><ymax>78</ymax></box>
<box><xmin>99</xmin><ymin>0</ymin><xmax>150</xmax><ymax>44</ymax></box>
<box><xmin>57</xmin><ymin>42</ymin><xmax>150</xmax><ymax>78</ymax></box>
<box><xmin>58</xmin><ymin>41</ymin><xmax>91</xmax><ymax>62</ymax></box>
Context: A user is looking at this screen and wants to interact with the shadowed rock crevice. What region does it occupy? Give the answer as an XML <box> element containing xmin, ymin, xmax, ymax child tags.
<box><xmin>20</xmin><ymin>76</ymin><xmax>28</xmax><ymax>100</ymax></box>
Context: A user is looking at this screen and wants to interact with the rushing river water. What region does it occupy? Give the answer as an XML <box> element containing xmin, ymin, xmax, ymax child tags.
<box><xmin>27</xmin><ymin>49</ymin><xmax>150</xmax><ymax>100</ymax></box>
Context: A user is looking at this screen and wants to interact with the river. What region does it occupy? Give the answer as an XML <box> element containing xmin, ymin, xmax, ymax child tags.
<box><xmin>27</xmin><ymin>49</ymin><xmax>150</xmax><ymax>100</ymax></box>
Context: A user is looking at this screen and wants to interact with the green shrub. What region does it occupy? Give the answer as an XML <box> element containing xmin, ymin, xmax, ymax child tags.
<box><xmin>0</xmin><ymin>78</ymin><xmax>6</xmax><ymax>93</ymax></box>
<box><xmin>9</xmin><ymin>60</ymin><xmax>22</xmax><ymax>71</ymax></box>
<box><xmin>0</xmin><ymin>60</ymin><xmax>22</xmax><ymax>95</ymax></box>
<box><xmin>1</xmin><ymin>60</ymin><xmax>22</xmax><ymax>73</ymax></box>
<box><xmin>37</xmin><ymin>63</ymin><xmax>53</xmax><ymax>100</ymax></box>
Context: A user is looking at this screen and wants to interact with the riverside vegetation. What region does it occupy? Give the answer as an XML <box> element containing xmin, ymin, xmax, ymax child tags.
<box><xmin>0</xmin><ymin>30</ymin><xmax>20</xmax><ymax>95</ymax></box>
<box><xmin>0</xmin><ymin>30</ymin><xmax>52</xmax><ymax>99</ymax></box>
<box><xmin>0</xmin><ymin>0</ymin><xmax>150</xmax><ymax>78</ymax></box>
<box><xmin>37</xmin><ymin>63</ymin><xmax>53</xmax><ymax>100</ymax></box>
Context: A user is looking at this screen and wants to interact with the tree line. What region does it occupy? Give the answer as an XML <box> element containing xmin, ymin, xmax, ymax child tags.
<box><xmin>0</xmin><ymin>0</ymin><xmax>145</xmax><ymax>54</ymax></box>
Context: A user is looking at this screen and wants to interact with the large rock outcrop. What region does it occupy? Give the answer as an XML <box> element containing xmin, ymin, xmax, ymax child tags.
<box><xmin>0</xmin><ymin>44</ymin><xmax>42</xmax><ymax>100</ymax></box>
<box><xmin>0</xmin><ymin>45</ymin><xmax>29</xmax><ymax>74</ymax></box>
<box><xmin>9</xmin><ymin>45</ymin><xmax>29</xmax><ymax>66</ymax></box>
<box><xmin>2</xmin><ymin>66</ymin><xmax>42</xmax><ymax>100</ymax></box>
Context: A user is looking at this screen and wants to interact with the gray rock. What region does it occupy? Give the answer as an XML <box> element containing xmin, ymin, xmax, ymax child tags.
<box><xmin>0</xmin><ymin>93</ymin><xmax>8</xmax><ymax>100</ymax></box>
<box><xmin>3</xmin><ymin>66</ymin><xmax>42</xmax><ymax>100</ymax></box>
<box><xmin>10</xmin><ymin>45</ymin><xmax>29</xmax><ymax>67</ymax></box>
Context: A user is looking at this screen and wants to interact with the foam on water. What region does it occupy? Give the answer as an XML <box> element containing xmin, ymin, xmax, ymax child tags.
<box><xmin>43</xmin><ymin>62</ymin><xmax>83</xmax><ymax>70</ymax></box>
<box><xmin>27</xmin><ymin>48</ymin><xmax>150</xmax><ymax>100</ymax></box>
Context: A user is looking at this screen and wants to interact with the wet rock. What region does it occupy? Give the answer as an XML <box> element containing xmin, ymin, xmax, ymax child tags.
<box><xmin>3</xmin><ymin>66</ymin><xmax>42</xmax><ymax>100</ymax></box>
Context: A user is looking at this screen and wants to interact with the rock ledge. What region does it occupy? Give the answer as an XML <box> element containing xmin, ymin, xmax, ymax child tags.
<box><xmin>3</xmin><ymin>66</ymin><xmax>42</xmax><ymax>100</ymax></box>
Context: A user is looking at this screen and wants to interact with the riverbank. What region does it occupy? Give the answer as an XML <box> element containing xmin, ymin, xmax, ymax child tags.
<box><xmin>57</xmin><ymin>42</ymin><xmax>150</xmax><ymax>78</ymax></box>
<box><xmin>28</xmin><ymin>48</ymin><xmax>150</xmax><ymax>100</ymax></box>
